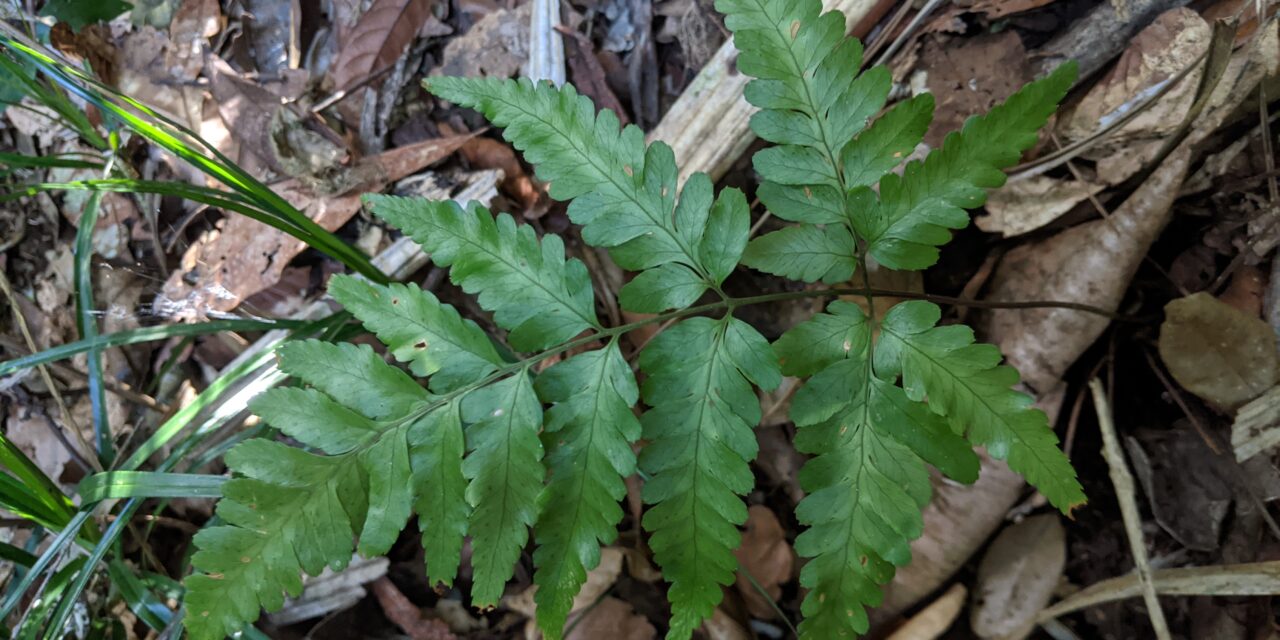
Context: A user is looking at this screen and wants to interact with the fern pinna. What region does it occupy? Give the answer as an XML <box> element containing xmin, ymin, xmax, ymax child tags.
<box><xmin>183</xmin><ymin>0</ymin><xmax>1086</xmax><ymax>636</ymax></box>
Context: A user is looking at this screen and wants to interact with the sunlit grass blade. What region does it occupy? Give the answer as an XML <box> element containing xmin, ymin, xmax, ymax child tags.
<box><xmin>0</xmin><ymin>472</ymin><xmax>69</xmax><ymax>531</ymax></box>
<box><xmin>74</xmin><ymin>190</ymin><xmax>112</xmax><ymax>466</ymax></box>
<box><xmin>78</xmin><ymin>471</ymin><xmax>226</xmax><ymax>503</ymax></box>
<box><xmin>0</xmin><ymin>433</ymin><xmax>76</xmax><ymax>528</ymax></box>
<box><xmin>0</xmin><ymin>52</ymin><xmax>102</xmax><ymax>148</ymax></box>
<box><xmin>0</xmin><ymin>318</ymin><xmax>310</xmax><ymax>377</ymax></box>
<box><xmin>0</xmin><ymin>510</ymin><xmax>92</xmax><ymax>622</ymax></box>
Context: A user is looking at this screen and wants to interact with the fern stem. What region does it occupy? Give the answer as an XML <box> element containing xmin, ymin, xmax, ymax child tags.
<box><xmin>371</xmin><ymin>285</ymin><xmax>1134</xmax><ymax>438</ymax></box>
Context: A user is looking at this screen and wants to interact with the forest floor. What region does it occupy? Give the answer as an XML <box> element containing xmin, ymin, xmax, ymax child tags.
<box><xmin>1</xmin><ymin>0</ymin><xmax>1280</xmax><ymax>638</ymax></box>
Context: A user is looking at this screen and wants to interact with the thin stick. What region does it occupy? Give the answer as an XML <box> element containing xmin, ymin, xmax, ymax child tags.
<box><xmin>1088</xmin><ymin>378</ymin><xmax>1171</xmax><ymax>640</ymax></box>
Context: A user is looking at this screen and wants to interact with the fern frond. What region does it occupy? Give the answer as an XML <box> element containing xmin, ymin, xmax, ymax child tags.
<box><xmin>878</xmin><ymin>301</ymin><xmax>1086</xmax><ymax>511</ymax></box>
<box><xmin>185</xmin><ymin>441</ymin><xmax>364</xmax><ymax>640</ymax></box>
<box><xmin>408</xmin><ymin>401</ymin><xmax>469</xmax><ymax>587</ymax></box>
<box><xmin>741</xmin><ymin>223</ymin><xmax>856</xmax><ymax>284</ymax></box>
<box><xmin>328</xmin><ymin>275</ymin><xmax>503</xmax><ymax>392</ymax></box>
<box><xmin>424</xmin><ymin>77</ymin><xmax>724</xmax><ymax>285</ymax></box>
<box><xmin>185</xmin><ymin>341</ymin><xmax>431</xmax><ymax>640</ymax></box>
<box><xmin>532</xmin><ymin>343</ymin><xmax>641</xmax><ymax>639</ymax></box>
<box><xmin>776</xmin><ymin>302</ymin><xmax>978</xmax><ymax>638</ymax></box>
<box><xmin>638</xmin><ymin>316</ymin><xmax>780</xmax><ymax>638</ymax></box>
<box><xmin>367</xmin><ymin>195</ymin><xmax>599</xmax><ymax>351</ymax></box>
<box><xmin>461</xmin><ymin>372</ymin><xmax>545</xmax><ymax>606</ymax></box>
<box><xmin>718</xmin><ymin>0</ymin><xmax>896</xmax><ymax>283</ymax></box>
<box><xmin>856</xmin><ymin>63</ymin><xmax>1078</xmax><ymax>270</ymax></box>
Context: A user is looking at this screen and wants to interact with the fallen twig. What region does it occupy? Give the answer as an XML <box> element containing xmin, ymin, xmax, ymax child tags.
<box><xmin>1039</xmin><ymin>560</ymin><xmax>1280</xmax><ymax>622</ymax></box>
<box><xmin>1088</xmin><ymin>378</ymin><xmax>1172</xmax><ymax>640</ymax></box>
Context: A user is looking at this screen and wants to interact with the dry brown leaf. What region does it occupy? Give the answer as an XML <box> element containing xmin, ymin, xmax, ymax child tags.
<box><xmin>210</xmin><ymin>58</ymin><xmax>288</xmax><ymax>173</ymax></box>
<box><xmin>977</xmin><ymin>176</ymin><xmax>1104</xmax><ymax>237</ymax></box>
<box><xmin>505</xmin><ymin>547</ymin><xmax>625</xmax><ymax>619</ymax></box>
<box><xmin>560</xmin><ymin>26</ymin><xmax>630</xmax><ymax>125</ymax></box>
<box><xmin>169</xmin><ymin>0</ymin><xmax>221</xmax><ymax>78</ymax></box>
<box><xmin>617</xmin><ymin>546</ymin><xmax>663</xmax><ymax>583</ymax></box>
<box><xmin>329</xmin><ymin>0</ymin><xmax>434</xmax><ymax>91</ymax></box>
<box><xmin>732</xmin><ymin>505</ymin><xmax>794</xmax><ymax>619</ymax></box>
<box><xmin>1159</xmin><ymin>292</ymin><xmax>1279</xmax><ymax>411</ymax></box>
<box><xmin>445</xmin><ymin>129</ymin><xmax>542</xmax><ymax>213</ymax></box>
<box><xmin>371</xmin><ymin>577</ymin><xmax>457</xmax><ymax>640</ymax></box>
<box><xmin>157</xmin><ymin>134</ymin><xmax>472</xmax><ymax>319</ymax></box>
<box><xmin>1057</xmin><ymin>8</ymin><xmax>1210</xmax><ymax>184</ymax></box>
<box><xmin>434</xmin><ymin>4</ymin><xmax>531</xmax><ymax>79</ymax></box>
<box><xmin>52</xmin><ymin>152</ymin><xmax>138</xmax><ymax>261</ymax></box>
<box><xmin>6</xmin><ymin>403</ymin><xmax>74</xmax><ymax>491</ymax></box>
<box><xmin>885</xmin><ymin>583</ymin><xmax>966</xmax><ymax>640</ymax></box>
<box><xmin>981</xmin><ymin>147</ymin><xmax>1191</xmax><ymax>393</ymax></box>
<box><xmin>114</xmin><ymin>27</ymin><xmax>196</xmax><ymax>128</ymax></box>
<box><xmin>565</xmin><ymin>597</ymin><xmax>656</xmax><ymax>640</ymax></box>
<box><xmin>1217</xmin><ymin>264</ymin><xmax>1266</xmax><ymax>317</ymax></box>
<box><xmin>970</xmin><ymin>515</ymin><xmax>1066</xmax><ymax>640</ymax></box>
<box><xmin>699</xmin><ymin>608</ymin><xmax>751</xmax><ymax>640</ymax></box>
<box><xmin>50</xmin><ymin>23</ymin><xmax>118</xmax><ymax>85</ymax></box>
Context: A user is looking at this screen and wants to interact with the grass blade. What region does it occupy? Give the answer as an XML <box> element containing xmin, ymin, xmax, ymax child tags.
<box><xmin>0</xmin><ymin>433</ymin><xmax>75</xmax><ymax>527</ymax></box>
<box><xmin>0</xmin><ymin>511</ymin><xmax>92</xmax><ymax>622</ymax></box>
<box><xmin>107</xmin><ymin>560</ymin><xmax>173</xmax><ymax>631</ymax></box>
<box><xmin>73</xmin><ymin>191</ymin><xmax>112</xmax><ymax>466</ymax></box>
<box><xmin>0</xmin><ymin>318</ymin><xmax>311</xmax><ymax>377</ymax></box>
<box><xmin>78</xmin><ymin>471</ymin><xmax>225</xmax><ymax>503</ymax></box>
<box><xmin>0</xmin><ymin>542</ymin><xmax>36</xmax><ymax>567</ymax></box>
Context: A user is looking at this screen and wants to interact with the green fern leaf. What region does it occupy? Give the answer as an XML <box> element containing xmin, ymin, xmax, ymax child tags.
<box><xmin>878</xmin><ymin>301</ymin><xmax>1086</xmax><ymax>511</ymax></box>
<box><xmin>638</xmin><ymin>316</ymin><xmax>780</xmax><ymax>638</ymax></box>
<box><xmin>839</xmin><ymin>93</ymin><xmax>933</xmax><ymax>188</ymax></box>
<box><xmin>184</xmin><ymin>441</ymin><xmax>364</xmax><ymax>640</ymax></box>
<box><xmin>857</xmin><ymin>63</ymin><xmax>1078</xmax><ymax>270</ymax></box>
<box><xmin>461</xmin><ymin>372</ymin><xmax>545</xmax><ymax>606</ymax></box>
<box><xmin>424</xmin><ymin>77</ymin><xmax>721</xmax><ymax>282</ymax></box>
<box><xmin>328</xmin><ymin>275</ymin><xmax>503</xmax><ymax>392</ymax></box>
<box><xmin>367</xmin><ymin>195</ymin><xmax>599</xmax><ymax>351</ymax></box>
<box><xmin>777</xmin><ymin>302</ymin><xmax>977</xmax><ymax>638</ymax></box>
<box><xmin>185</xmin><ymin>340</ymin><xmax>432</xmax><ymax>640</ymax></box>
<box><xmin>408</xmin><ymin>401</ymin><xmax>469</xmax><ymax>587</ymax></box>
<box><xmin>742</xmin><ymin>224</ymin><xmax>856</xmax><ymax>284</ymax></box>
<box><xmin>277</xmin><ymin>340</ymin><xmax>428</xmax><ymax>420</ymax></box>
<box><xmin>532</xmin><ymin>343</ymin><xmax>642</xmax><ymax>638</ymax></box>
<box><xmin>719</xmin><ymin>0</ymin><xmax>890</xmax><ymax>283</ymax></box>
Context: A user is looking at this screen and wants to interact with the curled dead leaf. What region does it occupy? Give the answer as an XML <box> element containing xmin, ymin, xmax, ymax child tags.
<box><xmin>329</xmin><ymin>0</ymin><xmax>435</xmax><ymax>91</ymax></box>
<box><xmin>977</xmin><ymin>176</ymin><xmax>1104</xmax><ymax>238</ymax></box>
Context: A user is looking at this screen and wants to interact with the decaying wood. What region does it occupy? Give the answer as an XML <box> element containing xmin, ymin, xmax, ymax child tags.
<box><xmin>528</xmin><ymin>0</ymin><xmax>566</xmax><ymax>85</ymax></box>
<box><xmin>1031</xmin><ymin>0</ymin><xmax>1191</xmax><ymax>80</ymax></box>
<box><xmin>646</xmin><ymin>0</ymin><xmax>880</xmax><ymax>182</ymax></box>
